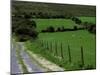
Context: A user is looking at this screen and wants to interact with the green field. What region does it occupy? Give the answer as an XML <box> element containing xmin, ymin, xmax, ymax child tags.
<box><xmin>25</xmin><ymin>19</ymin><xmax>96</xmax><ymax>70</ymax></box>
<box><xmin>33</xmin><ymin>19</ymin><xmax>79</xmax><ymax>31</ymax></box>
<box><xmin>38</xmin><ymin>30</ymin><xmax>96</xmax><ymax>65</ymax></box>
<box><xmin>79</xmin><ymin>17</ymin><xmax>96</xmax><ymax>24</ymax></box>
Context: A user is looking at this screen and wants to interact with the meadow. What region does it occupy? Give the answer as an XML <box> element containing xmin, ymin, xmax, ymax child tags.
<box><xmin>33</xmin><ymin>19</ymin><xmax>79</xmax><ymax>31</ymax></box>
<box><xmin>25</xmin><ymin>18</ymin><xmax>96</xmax><ymax>70</ymax></box>
<box><xmin>79</xmin><ymin>17</ymin><xmax>96</xmax><ymax>24</ymax></box>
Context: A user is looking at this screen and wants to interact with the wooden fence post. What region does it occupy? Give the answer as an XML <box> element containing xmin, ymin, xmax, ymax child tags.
<box><xmin>55</xmin><ymin>41</ymin><xmax>58</xmax><ymax>56</ymax></box>
<box><xmin>42</xmin><ymin>40</ymin><xmax>44</xmax><ymax>47</ymax></box>
<box><xmin>50</xmin><ymin>41</ymin><xmax>52</xmax><ymax>52</ymax></box>
<box><xmin>47</xmin><ymin>41</ymin><xmax>49</xmax><ymax>49</ymax></box>
<box><xmin>48</xmin><ymin>41</ymin><xmax>50</xmax><ymax>51</ymax></box>
<box><xmin>80</xmin><ymin>46</ymin><xmax>84</xmax><ymax>66</ymax></box>
<box><xmin>68</xmin><ymin>45</ymin><xmax>71</xmax><ymax>63</ymax></box>
<box><xmin>61</xmin><ymin>42</ymin><xmax>64</xmax><ymax>59</ymax></box>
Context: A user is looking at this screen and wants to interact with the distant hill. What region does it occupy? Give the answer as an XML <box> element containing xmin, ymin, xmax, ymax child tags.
<box><xmin>12</xmin><ymin>0</ymin><xmax>96</xmax><ymax>17</ymax></box>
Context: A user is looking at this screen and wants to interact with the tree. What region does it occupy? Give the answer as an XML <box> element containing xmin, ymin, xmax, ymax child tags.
<box><xmin>12</xmin><ymin>13</ymin><xmax>38</xmax><ymax>41</ymax></box>
<box><xmin>71</xmin><ymin>16</ymin><xmax>82</xmax><ymax>24</ymax></box>
<box><xmin>75</xmin><ymin>19</ymin><xmax>82</xmax><ymax>24</ymax></box>
<box><xmin>73</xmin><ymin>26</ymin><xmax>78</xmax><ymax>30</ymax></box>
<box><xmin>47</xmin><ymin>26</ymin><xmax>55</xmax><ymax>32</ymax></box>
<box><xmin>56</xmin><ymin>27</ymin><xmax>61</xmax><ymax>32</ymax></box>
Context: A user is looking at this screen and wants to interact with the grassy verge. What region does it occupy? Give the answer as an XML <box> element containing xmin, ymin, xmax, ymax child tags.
<box><xmin>25</xmin><ymin>40</ymin><xmax>92</xmax><ymax>71</ymax></box>
<box><xmin>25</xmin><ymin>50</ymin><xmax>51</xmax><ymax>71</ymax></box>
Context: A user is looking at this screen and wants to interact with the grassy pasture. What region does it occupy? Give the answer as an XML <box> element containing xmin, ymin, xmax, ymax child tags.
<box><xmin>26</xmin><ymin>19</ymin><xmax>96</xmax><ymax>70</ymax></box>
<box><xmin>79</xmin><ymin>17</ymin><xmax>96</xmax><ymax>24</ymax></box>
<box><xmin>38</xmin><ymin>30</ymin><xmax>96</xmax><ymax>67</ymax></box>
<box><xmin>33</xmin><ymin>19</ymin><xmax>79</xmax><ymax>31</ymax></box>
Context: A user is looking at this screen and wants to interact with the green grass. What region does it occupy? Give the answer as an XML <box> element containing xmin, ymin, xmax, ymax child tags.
<box><xmin>25</xmin><ymin>30</ymin><xmax>96</xmax><ymax>70</ymax></box>
<box><xmin>79</xmin><ymin>17</ymin><xmax>96</xmax><ymax>24</ymax></box>
<box><xmin>38</xmin><ymin>30</ymin><xmax>96</xmax><ymax>66</ymax></box>
<box><xmin>25</xmin><ymin>19</ymin><xmax>96</xmax><ymax>70</ymax></box>
<box><xmin>33</xmin><ymin>19</ymin><xmax>80</xmax><ymax>31</ymax></box>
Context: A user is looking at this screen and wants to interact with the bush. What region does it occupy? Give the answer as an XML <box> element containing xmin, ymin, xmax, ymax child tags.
<box><xmin>56</xmin><ymin>27</ymin><xmax>61</xmax><ymax>32</ymax></box>
<box><xmin>15</xmin><ymin>27</ymin><xmax>38</xmax><ymax>41</ymax></box>
<box><xmin>71</xmin><ymin>17</ymin><xmax>82</xmax><ymax>24</ymax></box>
<box><xmin>87</xmin><ymin>25</ymin><xmax>96</xmax><ymax>33</ymax></box>
<box><xmin>73</xmin><ymin>26</ymin><xmax>78</xmax><ymax>30</ymax></box>
<box><xmin>47</xmin><ymin>26</ymin><xmax>55</xmax><ymax>32</ymax></box>
<box><xmin>75</xmin><ymin>19</ymin><xmax>82</xmax><ymax>24</ymax></box>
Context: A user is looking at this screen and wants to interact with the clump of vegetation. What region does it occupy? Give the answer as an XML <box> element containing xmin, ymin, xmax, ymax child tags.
<box><xmin>71</xmin><ymin>17</ymin><xmax>82</xmax><ymax>25</ymax></box>
<box><xmin>47</xmin><ymin>26</ymin><xmax>55</xmax><ymax>32</ymax></box>
<box><xmin>70</xmin><ymin>16</ymin><xmax>96</xmax><ymax>34</ymax></box>
<box><xmin>41</xmin><ymin>26</ymin><xmax>55</xmax><ymax>32</ymax></box>
<box><xmin>73</xmin><ymin>26</ymin><xmax>78</xmax><ymax>30</ymax></box>
<box><xmin>83</xmin><ymin>22</ymin><xmax>96</xmax><ymax>34</ymax></box>
<box><xmin>41</xmin><ymin>25</ymin><xmax>80</xmax><ymax>33</ymax></box>
<box><xmin>12</xmin><ymin>13</ymin><xmax>38</xmax><ymax>41</ymax></box>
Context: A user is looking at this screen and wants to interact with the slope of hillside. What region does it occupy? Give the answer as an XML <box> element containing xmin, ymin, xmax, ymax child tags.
<box><xmin>12</xmin><ymin>0</ymin><xmax>96</xmax><ymax>17</ymax></box>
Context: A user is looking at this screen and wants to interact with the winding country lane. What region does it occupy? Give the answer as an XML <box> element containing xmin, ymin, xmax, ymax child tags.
<box><xmin>11</xmin><ymin>41</ymin><xmax>64</xmax><ymax>75</ymax></box>
<box><xmin>11</xmin><ymin>42</ymin><xmax>46</xmax><ymax>75</ymax></box>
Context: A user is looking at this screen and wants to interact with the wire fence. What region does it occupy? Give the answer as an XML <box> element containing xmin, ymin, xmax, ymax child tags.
<box><xmin>39</xmin><ymin>39</ymin><xmax>85</xmax><ymax>67</ymax></box>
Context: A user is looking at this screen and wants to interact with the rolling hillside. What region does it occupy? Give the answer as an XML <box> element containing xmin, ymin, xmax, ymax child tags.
<box><xmin>12</xmin><ymin>0</ymin><xmax>96</xmax><ymax>17</ymax></box>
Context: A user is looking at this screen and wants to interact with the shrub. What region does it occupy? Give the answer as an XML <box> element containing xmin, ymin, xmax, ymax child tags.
<box><xmin>56</xmin><ymin>27</ymin><xmax>61</xmax><ymax>32</ymax></box>
<box><xmin>71</xmin><ymin>17</ymin><xmax>82</xmax><ymax>24</ymax></box>
<box><xmin>75</xmin><ymin>19</ymin><xmax>82</xmax><ymax>24</ymax></box>
<box><xmin>12</xmin><ymin>14</ymin><xmax>38</xmax><ymax>41</ymax></box>
<box><xmin>47</xmin><ymin>26</ymin><xmax>55</xmax><ymax>32</ymax></box>
<box><xmin>73</xmin><ymin>26</ymin><xmax>78</xmax><ymax>30</ymax></box>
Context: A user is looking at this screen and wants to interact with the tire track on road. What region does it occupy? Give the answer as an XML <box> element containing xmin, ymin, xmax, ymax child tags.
<box><xmin>18</xmin><ymin>42</ymin><xmax>45</xmax><ymax>73</ymax></box>
<box><xmin>11</xmin><ymin>44</ymin><xmax>22</xmax><ymax>74</ymax></box>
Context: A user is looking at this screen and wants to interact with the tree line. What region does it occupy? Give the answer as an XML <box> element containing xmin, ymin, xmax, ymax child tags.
<box><xmin>22</xmin><ymin>12</ymin><xmax>96</xmax><ymax>34</ymax></box>
<box><xmin>70</xmin><ymin>17</ymin><xmax>96</xmax><ymax>34</ymax></box>
<box><xmin>41</xmin><ymin>26</ymin><xmax>83</xmax><ymax>33</ymax></box>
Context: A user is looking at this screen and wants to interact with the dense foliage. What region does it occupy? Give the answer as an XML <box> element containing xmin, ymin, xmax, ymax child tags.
<box><xmin>12</xmin><ymin>1</ymin><xmax>96</xmax><ymax>18</ymax></box>
<box><xmin>12</xmin><ymin>14</ymin><xmax>38</xmax><ymax>41</ymax></box>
